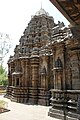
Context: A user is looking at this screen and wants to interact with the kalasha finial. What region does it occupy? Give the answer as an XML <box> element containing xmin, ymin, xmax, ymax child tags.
<box><xmin>41</xmin><ymin>1</ymin><xmax>42</xmax><ymax>9</ymax></box>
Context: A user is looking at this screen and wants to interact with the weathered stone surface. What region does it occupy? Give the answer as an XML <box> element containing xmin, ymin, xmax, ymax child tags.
<box><xmin>6</xmin><ymin>8</ymin><xmax>80</xmax><ymax>111</ymax></box>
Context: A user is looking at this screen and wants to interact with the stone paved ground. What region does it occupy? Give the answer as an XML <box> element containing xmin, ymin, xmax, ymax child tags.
<box><xmin>0</xmin><ymin>95</ymin><xmax>59</xmax><ymax>120</ymax></box>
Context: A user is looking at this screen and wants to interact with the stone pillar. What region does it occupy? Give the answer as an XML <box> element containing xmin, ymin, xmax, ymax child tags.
<box><xmin>52</xmin><ymin>48</ymin><xmax>56</xmax><ymax>89</ymax></box>
<box><xmin>41</xmin><ymin>71</ymin><xmax>46</xmax><ymax>88</ymax></box>
<box><xmin>31</xmin><ymin>57</ymin><xmax>39</xmax><ymax>88</ymax></box>
<box><xmin>29</xmin><ymin>57</ymin><xmax>39</xmax><ymax>104</ymax></box>
<box><xmin>61</xmin><ymin>45</ymin><xmax>66</xmax><ymax>90</ymax></box>
<box><xmin>24</xmin><ymin>58</ymin><xmax>30</xmax><ymax>87</ymax></box>
<box><xmin>21</xmin><ymin>59</ymin><xmax>25</xmax><ymax>87</ymax></box>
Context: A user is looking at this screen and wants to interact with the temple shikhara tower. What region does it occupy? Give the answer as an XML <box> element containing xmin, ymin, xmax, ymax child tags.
<box><xmin>6</xmin><ymin>8</ymin><xmax>70</xmax><ymax>105</ymax></box>
<box><xmin>6</xmin><ymin>5</ymin><xmax>80</xmax><ymax>120</ymax></box>
<box><xmin>7</xmin><ymin>8</ymin><xmax>57</xmax><ymax>105</ymax></box>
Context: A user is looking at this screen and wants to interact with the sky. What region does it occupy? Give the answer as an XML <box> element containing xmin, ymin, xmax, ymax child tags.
<box><xmin>0</xmin><ymin>0</ymin><xmax>70</xmax><ymax>68</ymax></box>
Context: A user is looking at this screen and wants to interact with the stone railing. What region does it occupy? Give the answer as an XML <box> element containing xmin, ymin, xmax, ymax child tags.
<box><xmin>48</xmin><ymin>89</ymin><xmax>80</xmax><ymax>120</ymax></box>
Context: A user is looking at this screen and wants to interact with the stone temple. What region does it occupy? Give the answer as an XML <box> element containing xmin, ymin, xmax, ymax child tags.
<box><xmin>6</xmin><ymin>5</ymin><xmax>80</xmax><ymax>119</ymax></box>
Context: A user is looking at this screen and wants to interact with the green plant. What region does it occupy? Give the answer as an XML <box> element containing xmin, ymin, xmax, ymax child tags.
<box><xmin>0</xmin><ymin>100</ymin><xmax>8</xmax><ymax>108</ymax></box>
<box><xmin>0</xmin><ymin>65</ymin><xmax>8</xmax><ymax>86</ymax></box>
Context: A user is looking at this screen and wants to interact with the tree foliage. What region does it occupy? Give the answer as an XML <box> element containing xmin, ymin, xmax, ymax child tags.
<box><xmin>0</xmin><ymin>33</ymin><xmax>11</xmax><ymax>65</ymax></box>
<box><xmin>0</xmin><ymin>65</ymin><xmax>8</xmax><ymax>86</ymax></box>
